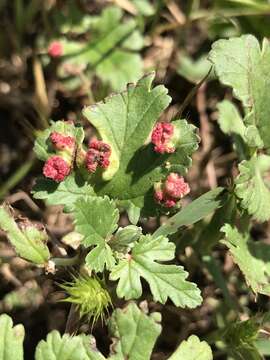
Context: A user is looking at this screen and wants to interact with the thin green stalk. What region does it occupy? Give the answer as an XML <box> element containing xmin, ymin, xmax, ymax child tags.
<box><xmin>186</xmin><ymin>0</ymin><xmax>200</xmax><ymax>17</ymax></box>
<box><xmin>190</xmin><ymin>7</ymin><xmax>270</xmax><ymax>21</ymax></box>
<box><xmin>0</xmin><ymin>157</ymin><xmax>36</xmax><ymax>199</ymax></box>
<box><xmin>202</xmin><ymin>255</ymin><xmax>239</xmax><ymax>312</ymax></box>
<box><xmin>51</xmin><ymin>254</ymin><xmax>81</xmax><ymax>267</ymax></box>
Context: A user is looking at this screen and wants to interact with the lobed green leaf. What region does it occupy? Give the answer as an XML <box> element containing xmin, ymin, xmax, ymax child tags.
<box><xmin>209</xmin><ymin>34</ymin><xmax>270</xmax><ymax>149</ymax></box>
<box><xmin>168</xmin><ymin>335</ymin><xmax>213</xmax><ymax>360</ymax></box>
<box><xmin>61</xmin><ymin>6</ymin><xmax>144</xmax><ymax>91</ymax></box>
<box><xmin>33</xmin><ymin>173</ymin><xmax>95</xmax><ymax>212</ymax></box>
<box><xmin>110</xmin><ymin>235</ymin><xmax>202</xmax><ymax>308</ymax></box>
<box><xmin>235</xmin><ymin>155</ymin><xmax>270</xmax><ymax>221</ymax></box>
<box><xmin>0</xmin><ymin>314</ymin><xmax>24</xmax><ymax>360</ymax></box>
<box><xmin>221</xmin><ymin>224</ymin><xmax>270</xmax><ymax>296</ymax></box>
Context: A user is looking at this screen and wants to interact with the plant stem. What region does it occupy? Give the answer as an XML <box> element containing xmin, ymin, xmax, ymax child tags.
<box><xmin>65</xmin><ymin>303</ymin><xmax>80</xmax><ymax>335</ymax></box>
<box><xmin>190</xmin><ymin>8</ymin><xmax>270</xmax><ymax>21</ymax></box>
<box><xmin>203</xmin><ymin>255</ymin><xmax>239</xmax><ymax>312</ymax></box>
<box><xmin>0</xmin><ymin>156</ymin><xmax>36</xmax><ymax>199</ymax></box>
<box><xmin>51</xmin><ymin>254</ymin><xmax>81</xmax><ymax>267</ymax></box>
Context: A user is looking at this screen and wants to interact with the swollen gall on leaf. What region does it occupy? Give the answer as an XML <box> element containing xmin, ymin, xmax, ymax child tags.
<box><xmin>154</xmin><ymin>173</ymin><xmax>190</xmax><ymax>208</ymax></box>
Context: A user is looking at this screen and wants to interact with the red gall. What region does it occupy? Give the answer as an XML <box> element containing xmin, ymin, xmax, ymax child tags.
<box><xmin>151</xmin><ymin>122</ymin><xmax>175</xmax><ymax>154</ymax></box>
<box><xmin>50</xmin><ymin>132</ymin><xmax>75</xmax><ymax>151</ymax></box>
<box><xmin>43</xmin><ymin>155</ymin><xmax>71</xmax><ymax>182</ymax></box>
<box><xmin>86</xmin><ymin>138</ymin><xmax>111</xmax><ymax>173</ymax></box>
<box><xmin>48</xmin><ymin>41</ymin><xmax>63</xmax><ymax>58</ymax></box>
<box><xmin>154</xmin><ymin>173</ymin><xmax>190</xmax><ymax>208</ymax></box>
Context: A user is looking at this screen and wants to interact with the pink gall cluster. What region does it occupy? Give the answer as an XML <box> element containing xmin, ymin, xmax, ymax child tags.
<box><xmin>154</xmin><ymin>173</ymin><xmax>190</xmax><ymax>208</ymax></box>
<box><xmin>43</xmin><ymin>156</ymin><xmax>71</xmax><ymax>182</ymax></box>
<box><xmin>50</xmin><ymin>132</ymin><xmax>75</xmax><ymax>151</ymax></box>
<box><xmin>48</xmin><ymin>41</ymin><xmax>63</xmax><ymax>58</ymax></box>
<box><xmin>86</xmin><ymin>138</ymin><xmax>111</xmax><ymax>173</ymax></box>
<box><xmin>151</xmin><ymin>122</ymin><xmax>175</xmax><ymax>154</ymax></box>
<box><xmin>42</xmin><ymin>129</ymin><xmax>76</xmax><ymax>182</ymax></box>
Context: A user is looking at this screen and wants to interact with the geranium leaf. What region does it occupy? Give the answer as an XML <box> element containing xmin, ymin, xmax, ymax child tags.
<box><xmin>177</xmin><ymin>54</ymin><xmax>214</xmax><ymax>84</ymax></box>
<box><xmin>0</xmin><ymin>204</ymin><xmax>50</xmax><ymax>265</ymax></box>
<box><xmin>35</xmin><ymin>331</ymin><xmax>105</xmax><ymax>360</ymax></box>
<box><xmin>61</xmin><ymin>6</ymin><xmax>143</xmax><ymax>91</ymax></box>
<box><xmin>1</xmin><ymin>305</ymin><xmax>213</xmax><ymax>360</ymax></box>
<box><xmin>110</xmin><ymin>235</ymin><xmax>202</xmax><ymax>308</ymax></box>
<box><xmin>217</xmin><ymin>100</ymin><xmax>246</xmax><ymax>139</ymax></box>
<box><xmin>33</xmin><ymin>121</ymin><xmax>84</xmax><ymax>161</ymax></box>
<box><xmin>221</xmin><ymin>224</ymin><xmax>270</xmax><ymax>296</ymax></box>
<box><xmin>110</xmin><ymin>225</ymin><xmax>142</xmax><ymax>252</ymax></box>
<box><xmin>32</xmin><ymin>173</ymin><xmax>95</xmax><ymax>212</ymax></box>
<box><xmin>217</xmin><ymin>100</ymin><xmax>263</xmax><ymax>149</ymax></box>
<box><xmin>74</xmin><ymin>196</ymin><xmax>119</xmax><ymax>272</ymax></box>
<box><xmin>85</xmin><ymin>243</ymin><xmax>116</xmax><ymax>272</ymax></box>
<box><xmin>34</xmin><ymin>303</ymin><xmax>160</xmax><ymax>360</ymax></box>
<box><xmin>0</xmin><ymin>314</ymin><xmax>24</xmax><ymax>360</ymax></box>
<box><xmin>235</xmin><ymin>155</ymin><xmax>270</xmax><ymax>221</ymax></box>
<box><xmin>83</xmin><ymin>73</ymin><xmax>171</xmax><ymax>181</ymax></box>
<box><xmin>168</xmin><ymin>335</ymin><xmax>213</xmax><ymax>360</ymax></box>
<box><xmin>83</xmin><ymin>73</ymin><xmax>198</xmax><ymax>214</ymax></box>
<box><xmin>74</xmin><ymin>197</ymin><xmax>119</xmax><ymax>247</ymax></box>
<box><xmin>209</xmin><ymin>34</ymin><xmax>270</xmax><ymax>149</ymax></box>
<box><xmin>108</xmin><ymin>302</ymin><xmax>161</xmax><ymax>360</ymax></box>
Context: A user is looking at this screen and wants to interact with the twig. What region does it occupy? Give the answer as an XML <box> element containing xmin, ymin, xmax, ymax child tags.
<box><xmin>167</xmin><ymin>0</ymin><xmax>186</xmax><ymax>25</ymax></box>
<box><xmin>6</xmin><ymin>191</ymin><xmax>41</xmax><ymax>214</ymax></box>
<box><xmin>0</xmin><ymin>263</ymin><xmax>22</xmax><ymax>287</ymax></box>
<box><xmin>108</xmin><ymin>0</ymin><xmax>137</xmax><ymax>15</ymax></box>
<box><xmin>33</xmin><ymin>56</ymin><xmax>49</xmax><ymax>128</ymax></box>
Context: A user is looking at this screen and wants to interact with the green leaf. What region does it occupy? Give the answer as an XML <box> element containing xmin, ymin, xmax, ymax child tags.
<box><xmin>35</xmin><ymin>331</ymin><xmax>105</xmax><ymax>360</ymax></box>
<box><xmin>109</xmin><ymin>302</ymin><xmax>161</xmax><ymax>360</ymax></box>
<box><xmin>62</xmin><ymin>6</ymin><xmax>143</xmax><ymax>91</ymax></box>
<box><xmin>1</xmin><ymin>305</ymin><xmax>214</xmax><ymax>360</ymax></box>
<box><xmin>32</xmin><ymin>173</ymin><xmax>95</xmax><ymax>212</ymax></box>
<box><xmin>85</xmin><ymin>243</ymin><xmax>116</xmax><ymax>273</ymax></box>
<box><xmin>221</xmin><ymin>224</ymin><xmax>270</xmax><ymax>296</ymax></box>
<box><xmin>222</xmin><ymin>318</ymin><xmax>261</xmax><ymax>360</ymax></box>
<box><xmin>177</xmin><ymin>54</ymin><xmax>214</xmax><ymax>84</ymax></box>
<box><xmin>0</xmin><ymin>314</ymin><xmax>24</xmax><ymax>360</ymax></box>
<box><xmin>209</xmin><ymin>35</ymin><xmax>270</xmax><ymax>149</ymax></box>
<box><xmin>74</xmin><ymin>197</ymin><xmax>119</xmax><ymax>247</ymax></box>
<box><xmin>0</xmin><ymin>204</ymin><xmax>50</xmax><ymax>264</ymax></box>
<box><xmin>256</xmin><ymin>339</ymin><xmax>270</xmax><ymax>356</ymax></box>
<box><xmin>217</xmin><ymin>100</ymin><xmax>263</xmax><ymax>148</ymax></box>
<box><xmin>83</xmin><ymin>74</ymin><xmax>198</xmax><ymax>214</ymax></box>
<box><xmin>133</xmin><ymin>0</ymin><xmax>155</xmax><ymax>16</ymax></box>
<box><xmin>217</xmin><ymin>100</ymin><xmax>246</xmax><ymax>138</ymax></box>
<box><xmin>35</xmin><ymin>303</ymin><xmax>161</xmax><ymax>360</ymax></box>
<box><xmin>195</xmin><ymin>193</ymin><xmax>237</xmax><ymax>255</ymax></box>
<box><xmin>53</xmin><ymin>2</ymin><xmax>92</xmax><ymax>35</ymax></box>
<box><xmin>110</xmin><ymin>225</ymin><xmax>142</xmax><ymax>252</ymax></box>
<box><xmin>168</xmin><ymin>335</ymin><xmax>213</xmax><ymax>360</ymax></box>
<box><xmin>110</xmin><ymin>235</ymin><xmax>202</xmax><ymax>308</ymax></box>
<box><xmin>74</xmin><ymin>196</ymin><xmax>119</xmax><ymax>271</ymax></box>
<box><xmin>83</xmin><ymin>73</ymin><xmax>170</xmax><ymax>181</ymax></box>
<box><xmin>235</xmin><ymin>155</ymin><xmax>270</xmax><ymax>221</ymax></box>
<box><xmin>119</xmin><ymin>200</ymin><xmax>141</xmax><ymax>225</ymax></box>
<box><xmin>153</xmin><ymin>187</ymin><xmax>227</xmax><ymax>238</ymax></box>
<box><xmin>33</xmin><ymin>121</ymin><xmax>84</xmax><ymax>161</ymax></box>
